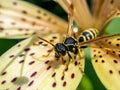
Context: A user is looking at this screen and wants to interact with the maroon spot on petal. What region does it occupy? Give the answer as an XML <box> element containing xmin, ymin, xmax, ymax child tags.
<box><xmin>109</xmin><ymin>70</ymin><xmax>113</xmax><ymax>74</ymax></box>
<box><xmin>24</xmin><ymin>48</ymin><xmax>30</xmax><ymax>52</ymax></box>
<box><xmin>74</xmin><ymin>61</ymin><xmax>77</xmax><ymax>66</ymax></box>
<box><xmin>116</xmin><ymin>44</ymin><xmax>120</xmax><ymax>47</ymax></box>
<box><xmin>1</xmin><ymin>80</ymin><xmax>6</xmax><ymax>84</ymax></box>
<box><xmin>61</xmin><ymin>76</ymin><xmax>64</xmax><ymax>80</ymax></box>
<box><xmin>113</xmin><ymin>60</ymin><xmax>118</xmax><ymax>63</ymax></box>
<box><xmin>47</xmin><ymin>49</ymin><xmax>53</xmax><ymax>52</ymax></box>
<box><xmin>9</xmin><ymin>55</ymin><xmax>14</xmax><ymax>58</ymax></box>
<box><xmin>0</xmin><ymin>4</ymin><xmax>2</xmax><ymax>8</ymax></box>
<box><xmin>49</xmin><ymin>39</ymin><xmax>54</xmax><ymax>42</ymax></box>
<box><xmin>42</xmin><ymin>43</ymin><xmax>48</xmax><ymax>46</ymax></box>
<box><xmin>17</xmin><ymin>44</ymin><xmax>21</xmax><ymax>47</ymax></box>
<box><xmin>17</xmin><ymin>87</ymin><xmax>21</xmax><ymax>90</ymax></box>
<box><xmin>38</xmin><ymin>41</ymin><xmax>43</xmax><ymax>44</ymax></box>
<box><xmin>31</xmin><ymin>22</ymin><xmax>36</xmax><ymax>26</ymax></box>
<box><xmin>71</xmin><ymin>73</ymin><xmax>75</xmax><ymax>79</ymax></box>
<box><xmin>118</xmin><ymin>70</ymin><xmax>120</xmax><ymax>74</ymax></box>
<box><xmin>110</xmin><ymin>0</ymin><xmax>114</xmax><ymax>4</ymax></box>
<box><xmin>46</xmin><ymin>66</ymin><xmax>51</xmax><ymax>70</ymax></box>
<box><xmin>95</xmin><ymin>59</ymin><xmax>98</xmax><ymax>62</ymax></box>
<box><xmin>101</xmin><ymin>60</ymin><xmax>105</xmax><ymax>63</ymax></box>
<box><xmin>52</xmin><ymin>82</ymin><xmax>56</xmax><ymax>87</ymax></box>
<box><xmin>11</xmin><ymin>77</ymin><xmax>17</xmax><ymax>82</ymax></box>
<box><xmin>37</xmin><ymin>10</ymin><xmax>41</xmax><ymax>13</ymax></box>
<box><xmin>1</xmin><ymin>72</ymin><xmax>7</xmax><ymax>76</ymax></box>
<box><xmin>0</xmin><ymin>27</ymin><xmax>4</xmax><ymax>31</ymax></box>
<box><xmin>11</xmin><ymin>22</ymin><xmax>16</xmax><ymax>25</ymax></box>
<box><xmin>112</xmin><ymin>51</ymin><xmax>115</xmax><ymax>53</ymax></box>
<box><xmin>22</xmin><ymin>10</ymin><xmax>27</xmax><ymax>14</ymax></box>
<box><xmin>94</xmin><ymin>54</ymin><xmax>96</xmax><ymax>57</ymax></box>
<box><xmin>65</xmin><ymin>68</ymin><xmax>68</xmax><ymax>71</ymax></box>
<box><xmin>19</xmin><ymin>60</ymin><xmax>24</xmax><ymax>64</ymax></box>
<box><xmin>36</xmin><ymin>16</ymin><xmax>41</xmax><ymax>19</ymax></box>
<box><xmin>30</xmin><ymin>72</ymin><xmax>37</xmax><ymax>77</ymax></box>
<box><xmin>117</xmin><ymin>38</ymin><xmax>120</xmax><ymax>40</ymax></box>
<box><xmin>44</xmin><ymin>60</ymin><xmax>49</xmax><ymax>64</ymax></box>
<box><xmin>99</xmin><ymin>55</ymin><xmax>102</xmax><ymax>58</ymax></box>
<box><xmin>29</xmin><ymin>53</ymin><xmax>35</xmax><ymax>56</ymax></box>
<box><xmin>53</xmin><ymin>21</ymin><xmax>57</xmax><ymax>25</ymax></box>
<box><xmin>108</xmin><ymin>41</ymin><xmax>111</xmax><ymax>44</ymax></box>
<box><xmin>19</xmin><ymin>54</ymin><xmax>24</xmax><ymax>57</ymax></box>
<box><xmin>63</xmin><ymin>81</ymin><xmax>66</xmax><ymax>87</ymax></box>
<box><xmin>28</xmin><ymin>80</ymin><xmax>34</xmax><ymax>86</ymax></box>
<box><xmin>0</xmin><ymin>21</ymin><xmax>3</xmax><ymax>23</ymax></box>
<box><xmin>18</xmin><ymin>28</ymin><xmax>23</xmax><ymax>31</ymax></box>
<box><xmin>118</xmin><ymin>54</ymin><xmax>120</xmax><ymax>57</ymax></box>
<box><xmin>51</xmin><ymin>72</ymin><xmax>56</xmax><ymax>77</ymax></box>
<box><xmin>52</xmin><ymin>36</ymin><xmax>57</xmax><ymax>39</ymax></box>
<box><xmin>13</xmin><ymin>2</ymin><xmax>17</xmax><ymax>5</ymax></box>
<box><xmin>29</xmin><ymin>61</ymin><xmax>35</xmax><ymax>65</ymax></box>
<box><xmin>21</xmin><ymin>18</ymin><xmax>26</xmax><ymax>21</ymax></box>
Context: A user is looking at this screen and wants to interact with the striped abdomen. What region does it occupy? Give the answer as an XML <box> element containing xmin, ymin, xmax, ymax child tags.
<box><xmin>79</xmin><ymin>28</ymin><xmax>98</xmax><ymax>43</ymax></box>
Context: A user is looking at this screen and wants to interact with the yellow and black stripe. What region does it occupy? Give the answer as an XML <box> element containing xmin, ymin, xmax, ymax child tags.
<box><xmin>79</xmin><ymin>28</ymin><xmax>98</xmax><ymax>43</ymax></box>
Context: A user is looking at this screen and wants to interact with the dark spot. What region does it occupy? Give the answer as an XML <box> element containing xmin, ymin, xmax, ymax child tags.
<box><xmin>94</xmin><ymin>54</ymin><xmax>96</xmax><ymax>57</ymax></box>
<box><xmin>22</xmin><ymin>10</ymin><xmax>27</xmax><ymax>14</ymax></box>
<box><xmin>98</xmin><ymin>51</ymin><xmax>101</xmax><ymax>53</ymax></box>
<box><xmin>13</xmin><ymin>2</ymin><xmax>17</xmax><ymax>5</ymax></box>
<box><xmin>32</xmin><ymin>22</ymin><xmax>36</xmax><ymax>26</ymax></box>
<box><xmin>95</xmin><ymin>59</ymin><xmax>98</xmax><ymax>62</ymax></box>
<box><xmin>28</xmin><ymin>80</ymin><xmax>34</xmax><ymax>86</ymax></box>
<box><xmin>109</xmin><ymin>70</ymin><xmax>113</xmax><ymax>74</ymax></box>
<box><xmin>19</xmin><ymin>60</ymin><xmax>24</xmax><ymax>63</ymax></box>
<box><xmin>47</xmin><ymin>49</ymin><xmax>53</xmax><ymax>52</ymax></box>
<box><xmin>52</xmin><ymin>36</ymin><xmax>57</xmax><ymax>39</ymax></box>
<box><xmin>65</xmin><ymin>68</ymin><xmax>68</xmax><ymax>71</ymax></box>
<box><xmin>42</xmin><ymin>43</ymin><xmax>48</xmax><ymax>46</ymax></box>
<box><xmin>0</xmin><ymin>21</ymin><xmax>3</xmax><ymax>23</ymax></box>
<box><xmin>17</xmin><ymin>44</ymin><xmax>21</xmax><ymax>47</ymax></box>
<box><xmin>51</xmin><ymin>72</ymin><xmax>56</xmax><ymax>77</ymax></box>
<box><xmin>99</xmin><ymin>55</ymin><xmax>102</xmax><ymax>58</ymax></box>
<box><xmin>63</xmin><ymin>81</ymin><xmax>66</xmax><ymax>87</ymax></box>
<box><xmin>1</xmin><ymin>72</ymin><xmax>7</xmax><ymax>76</ymax></box>
<box><xmin>116</xmin><ymin>44</ymin><xmax>120</xmax><ymax>47</ymax></box>
<box><xmin>93</xmin><ymin>49</ymin><xmax>96</xmax><ymax>52</ymax></box>
<box><xmin>18</xmin><ymin>28</ymin><xmax>23</xmax><ymax>31</ymax></box>
<box><xmin>43</xmin><ymin>13</ymin><xmax>47</xmax><ymax>16</ymax></box>
<box><xmin>53</xmin><ymin>21</ymin><xmax>57</xmax><ymax>25</ymax></box>
<box><xmin>29</xmin><ymin>53</ymin><xmax>35</xmax><ymax>56</ymax></box>
<box><xmin>117</xmin><ymin>38</ymin><xmax>120</xmax><ymax>40</ymax></box>
<box><xmin>29</xmin><ymin>61</ymin><xmax>35</xmax><ymax>65</ymax></box>
<box><xmin>17</xmin><ymin>87</ymin><xmax>21</xmax><ymax>90</ymax></box>
<box><xmin>110</xmin><ymin>0</ymin><xmax>114</xmax><ymax>4</ymax></box>
<box><xmin>0</xmin><ymin>27</ymin><xmax>4</xmax><ymax>31</ymax></box>
<box><xmin>38</xmin><ymin>41</ymin><xmax>43</xmax><ymax>44</ymax></box>
<box><xmin>52</xmin><ymin>82</ymin><xmax>56</xmax><ymax>87</ymax></box>
<box><xmin>37</xmin><ymin>10</ymin><xmax>41</xmax><ymax>13</ymax></box>
<box><xmin>49</xmin><ymin>39</ymin><xmax>54</xmax><ymax>42</ymax></box>
<box><xmin>0</xmin><ymin>4</ymin><xmax>2</xmax><ymax>8</ymax></box>
<box><xmin>30</xmin><ymin>72</ymin><xmax>37</xmax><ymax>77</ymax></box>
<box><xmin>61</xmin><ymin>76</ymin><xmax>64</xmax><ymax>80</ymax></box>
<box><xmin>118</xmin><ymin>54</ymin><xmax>120</xmax><ymax>57</ymax></box>
<box><xmin>9</xmin><ymin>55</ymin><xmax>14</xmax><ymax>58</ymax></box>
<box><xmin>24</xmin><ymin>48</ymin><xmax>30</xmax><ymax>52</ymax></box>
<box><xmin>48</xmin><ymin>17</ymin><xmax>51</xmax><ymax>22</ymax></box>
<box><xmin>19</xmin><ymin>54</ymin><xmax>24</xmax><ymax>57</ymax></box>
<box><xmin>21</xmin><ymin>18</ymin><xmax>26</xmax><ymax>21</ymax></box>
<box><xmin>71</xmin><ymin>73</ymin><xmax>75</xmax><ymax>79</ymax></box>
<box><xmin>11</xmin><ymin>77</ymin><xmax>17</xmax><ymax>82</ymax></box>
<box><xmin>1</xmin><ymin>80</ymin><xmax>6</xmax><ymax>84</ymax></box>
<box><xmin>112</xmin><ymin>51</ymin><xmax>115</xmax><ymax>53</ymax></box>
<box><xmin>74</xmin><ymin>61</ymin><xmax>77</xmax><ymax>66</ymax></box>
<box><xmin>45</xmin><ymin>60</ymin><xmax>49</xmax><ymax>64</ymax></box>
<box><xmin>36</xmin><ymin>16</ymin><xmax>41</xmax><ymax>19</ymax></box>
<box><xmin>11</xmin><ymin>22</ymin><xmax>16</xmax><ymax>25</ymax></box>
<box><xmin>118</xmin><ymin>70</ymin><xmax>120</xmax><ymax>74</ymax></box>
<box><xmin>108</xmin><ymin>41</ymin><xmax>111</xmax><ymax>44</ymax></box>
<box><xmin>113</xmin><ymin>60</ymin><xmax>118</xmax><ymax>63</ymax></box>
<box><xmin>46</xmin><ymin>66</ymin><xmax>51</xmax><ymax>70</ymax></box>
<box><xmin>101</xmin><ymin>60</ymin><xmax>105</xmax><ymax>63</ymax></box>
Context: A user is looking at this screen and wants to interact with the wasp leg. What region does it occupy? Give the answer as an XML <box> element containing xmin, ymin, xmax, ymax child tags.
<box><xmin>42</xmin><ymin>48</ymin><xmax>53</xmax><ymax>57</ymax></box>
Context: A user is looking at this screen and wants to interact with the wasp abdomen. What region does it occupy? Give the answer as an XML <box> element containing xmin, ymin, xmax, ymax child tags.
<box><xmin>79</xmin><ymin>28</ymin><xmax>98</xmax><ymax>43</ymax></box>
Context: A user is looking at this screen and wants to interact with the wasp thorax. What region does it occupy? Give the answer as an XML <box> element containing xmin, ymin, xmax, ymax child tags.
<box><xmin>54</xmin><ymin>43</ymin><xmax>68</xmax><ymax>58</ymax></box>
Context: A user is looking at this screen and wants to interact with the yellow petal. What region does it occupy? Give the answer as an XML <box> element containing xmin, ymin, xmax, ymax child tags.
<box><xmin>0</xmin><ymin>34</ymin><xmax>84</xmax><ymax>90</ymax></box>
<box><xmin>0</xmin><ymin>0</ymin><xmax>67</xmax><ymax>39</ymax></box>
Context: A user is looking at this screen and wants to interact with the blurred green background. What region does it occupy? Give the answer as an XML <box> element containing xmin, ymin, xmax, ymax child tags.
<box><xmin>0</xmin><ymin>0</ymin><xmax>120</xmax><ymax>90</ymax></box>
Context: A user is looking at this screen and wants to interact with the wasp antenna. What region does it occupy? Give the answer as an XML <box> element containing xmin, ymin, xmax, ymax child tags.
<box><xmin>38</xmin><ymin>36</ymin><xmax>54</xmax><ymax>47</ymax></box>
